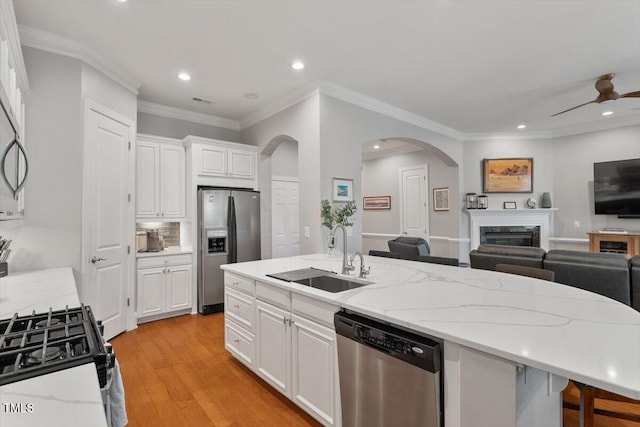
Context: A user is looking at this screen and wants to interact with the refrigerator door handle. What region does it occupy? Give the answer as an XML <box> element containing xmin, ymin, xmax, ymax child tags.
<box><xmin>228</xmin><ymin>195</ymin><xmax>237</xmax><ymax>263</ymax></box>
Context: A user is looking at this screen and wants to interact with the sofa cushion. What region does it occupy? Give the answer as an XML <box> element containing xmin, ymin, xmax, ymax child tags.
<box><xmin>544</xmin><ymin>250</ymin><xmax>631</xmax><ymax>305</ymax></box>
<box><xmin>470</xmin><ymin>244</ymin><xmax>545</xmax><ymax>271</ymax></box>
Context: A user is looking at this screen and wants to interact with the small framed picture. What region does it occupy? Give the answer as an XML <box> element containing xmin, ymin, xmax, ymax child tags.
<box><xmin>503</xmin><ymin>201</ymin><xmax>517</xmax><ymax>209</ymax></box>
<box><xmin>332</xmin><ymin>178</ymin><xmax>354</xmax><ymax>202</ymax></box>
<box><xmin>363</xmin><ymin>196</ymin><xmax>391</xmax><ymax>210</ymax></box>
<box><xmin>433</xmin><ymin>187</ymin><xmax>449</xmax><ymax>211</ymax></box>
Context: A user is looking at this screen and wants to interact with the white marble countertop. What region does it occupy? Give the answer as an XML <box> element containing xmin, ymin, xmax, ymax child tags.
<box><xmin>222</xmin><ymin>253</ymin><xmax>640</xmax><ymax>399</ymax></box>
<box><xmin>136</xmin><ymin>245</ymin><xmax>192</xmax><ymax>258</ymax></box>
<box><xmin>0</xmin><ymin>268</ymin><xmax>108</xmax><ymax>427</ymax></box>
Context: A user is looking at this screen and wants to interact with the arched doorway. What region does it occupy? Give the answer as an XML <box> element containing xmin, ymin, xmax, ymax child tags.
<box><xmin>262</xmin><ymin>135</ymin><xmax>300</xmax><ymax>258</ymax></box>
<box><xmin>360</xmin><ymin>137</ymin><xmax>459</xmax><ymax>256</ymax></box>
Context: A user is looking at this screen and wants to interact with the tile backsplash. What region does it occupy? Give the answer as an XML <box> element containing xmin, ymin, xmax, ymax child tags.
<box><xmin>137</xmin><ymin>222</ymin><xmax>180</xmax><ymax>247</ymax></box>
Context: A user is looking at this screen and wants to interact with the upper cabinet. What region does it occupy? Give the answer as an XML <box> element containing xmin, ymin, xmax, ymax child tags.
<box><xmin>184</xmin><ymin>135</ymin><xmax>258</xmax><ymax>190</ymax></box>
<box><xmin>136</xmin><ymin>134</ymin><xmax>185</xmax><ymax>219</ymax></box>
<box><xmin>0</xmin><ymin>1</ymin><xmax>29</xmax><ymax>221</ymax></box>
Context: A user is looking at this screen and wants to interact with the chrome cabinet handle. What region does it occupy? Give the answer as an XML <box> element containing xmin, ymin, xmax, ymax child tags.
<box><xmin>233</xmin><ymin>338</ymin><xmax>240</xmax><ymax>343</ymax></box>
<box><xmin>90</xmin><ymin>256</ymin><xmax>107</xmax><ymax>264</ymax></box>
<box><xmin>233</xmin><ymin>304</ymin><xmax>240</xmax><ymax>309</ymax></box>
<box><xmin>0</xmin><ymin>136</ymin><xmax>29</xmax><ymax>200</ymax></box>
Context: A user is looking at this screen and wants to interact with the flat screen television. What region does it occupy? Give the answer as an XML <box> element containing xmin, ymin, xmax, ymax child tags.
<box><xmin>594</xmin><ymin>158</ymin><xmax>640</xmax><ymax>217</ymax></box>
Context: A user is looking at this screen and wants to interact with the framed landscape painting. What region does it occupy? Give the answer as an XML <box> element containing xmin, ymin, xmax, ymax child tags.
<box><xmin>363</xmin><ymin>196</ymin><xmax>391</xmax><ymax>210</ymax></box>
<box><xmin>483</xmin><ymin>158</ymin><xmax>533</xmax><ymax>193</ymax></box>
<box><xmin>433</xmin><ymin>188</ymin><xmax>449</xmax><ymax>211</ymax></box>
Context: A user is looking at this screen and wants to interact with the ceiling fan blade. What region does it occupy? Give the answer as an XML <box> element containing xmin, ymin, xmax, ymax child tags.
<box><xmin>550</xmin><ymin>100</ymin><xmax>596</xmax><ymax>117</ymax></box>
<box><xmin>620</xmin><ymin>90</ymin><xmax>640</xmax><ymax>98</ymax></box>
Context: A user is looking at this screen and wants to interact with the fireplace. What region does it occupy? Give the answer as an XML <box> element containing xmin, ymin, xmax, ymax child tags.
<box><xmin>480</xmin><ymin>226</ymin><xmax>541</xmax><ymax>247</ymax></box>
<box><xmin>468</xmin><ymin>208</ymin><xmax>556</xmax><ymax>250</ymax></box>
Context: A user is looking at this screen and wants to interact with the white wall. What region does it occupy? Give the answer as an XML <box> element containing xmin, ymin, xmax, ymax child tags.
<box><xmin>319</xmin><ymin>95</ymin><xmax>464</xmax><ymax>256</ymax></box>
<box><xmin>551</xmin><ymin>125</ymin><xmax>640</xmax><ymax>239</ymax></box>
<box><xmin>137</xmin><ymin>112</ymin><xmax>240</xmax><ymax>141</ymax></box>
<box><xmin>241</xmin><ymin>94</ymin><xmax>321</xmax><ymax>259</ymax></box>
<box><xmin>271</xmin><ymin>139</ymin><xmax>299</xmax><ymax>178</ymax></box>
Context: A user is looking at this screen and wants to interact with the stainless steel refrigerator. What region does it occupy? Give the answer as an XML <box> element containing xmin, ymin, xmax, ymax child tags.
<box><xmin>197</xmin><ymin>187</ymin><xmax>261</xmax><ymax>314</ymax></box>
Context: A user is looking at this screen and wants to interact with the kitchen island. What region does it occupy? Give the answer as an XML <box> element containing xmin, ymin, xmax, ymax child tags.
<box><xmin>0</xmin><ymin>268</ymin><xmax>108</xmax><ymax>427</ymax></box>
<box><xmin>221</xmin><ymin>254</ymin><xmax>640</xmax><ymax>427</ymax></box>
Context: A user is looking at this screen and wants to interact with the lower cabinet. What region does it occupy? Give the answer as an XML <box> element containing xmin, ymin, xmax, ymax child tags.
<box><xmin>136</xmin><ymin>254</ymin><xmax>192</xmax><ymax>323</ymax></box>
<box><xmin>224</xmin><ymin>275</ymin><xmax>340</xmax><ymax>427</ymax></box>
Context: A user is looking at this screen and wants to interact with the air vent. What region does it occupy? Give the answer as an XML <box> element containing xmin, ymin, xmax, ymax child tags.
<box><xmin>192</xmin><ymin>97</ymin><xmax>212</xmax><ymax>104</ymax></box>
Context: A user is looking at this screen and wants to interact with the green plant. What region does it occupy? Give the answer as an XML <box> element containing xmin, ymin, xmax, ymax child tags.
<box><xmin>321</xmin><ymin>199</ymin><xmax>357</xmax><ymax>228</ymax></box>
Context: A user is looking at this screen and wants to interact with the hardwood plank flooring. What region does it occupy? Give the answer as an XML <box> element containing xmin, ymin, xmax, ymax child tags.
<box><xmin>112</xmin><ymin>312</ymin><xmax>640</xmax><ymax>427</ymax></box>
<box><xmin>110</xmin><ymin>313</ymin><xmax>321</xmax><ymax>427</ymax></box>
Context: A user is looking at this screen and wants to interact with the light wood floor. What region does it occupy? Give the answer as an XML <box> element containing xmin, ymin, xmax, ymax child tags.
<box><xmin>110</xmin><ymin>313</ymin><xmax>321</xmax><ymax>427</ymax></box>
<box><xmin>111</xmin><ymin>312</ymin><xmax>640</xmax><ymax>427</ymax></box>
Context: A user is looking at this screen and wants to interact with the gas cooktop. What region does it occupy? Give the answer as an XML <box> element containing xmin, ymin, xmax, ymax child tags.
<box><xmin>0</xmin><ymin>305</ymin><xmax>113</xmax><ymax>387</ymax></box>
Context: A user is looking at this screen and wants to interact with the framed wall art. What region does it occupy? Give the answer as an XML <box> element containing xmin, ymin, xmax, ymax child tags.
<box><xmin>433</xmin><ymin>187</ymin><xmax>449</xmax><ymax>211</ymax></box>
<box><xmin>483</xmin><ymin>158</ymin><xmax>533</xmax><ymax>193</ymax></box>
<box><xmin>363</xmin><ymin>196</ymin><xmax>391</xmax><ymax>210</ymax></box>
<box><xmin>332</xmin><ymin>178</ymin><xmax>354</xmax><ymax>202</ymax></box>
<box><xmin>503</xmin><ymin>201</ymin><xmax>517</xmax><ymax>209</ymax></box>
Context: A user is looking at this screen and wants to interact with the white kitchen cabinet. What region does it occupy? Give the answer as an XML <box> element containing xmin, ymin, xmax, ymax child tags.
<box><xmin>136</xmin><ymin>254</ymin><xmax>192</xmax><ymax>323</ymax></box>
<box><xmin>223</xmin><ymin>275</ymin><xmax>340</xmax><ymax>427</ymax></box>
<box><xmin>136</xmin><ymin>134</ymin><xmax>185</xmax><ymax>219</ymax></box>
<box><xmin>256</xmin><ymin>300</ymin><xmax>291</xmax><ymax>397</ymax></box>
<box><xmin>184</xmin><ymin>135</ymin><xmax>258</xmax><ymax>190</ymax></box>
<box><xmin>291</xmin><ymin>314</ymin><xmax>337</xmax><ymax>427</ymax></box>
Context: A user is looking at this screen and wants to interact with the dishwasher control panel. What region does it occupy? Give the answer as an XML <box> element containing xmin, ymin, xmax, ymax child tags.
<box><xmin>335</xmin><ymin>310</ymin><xmax>441</xmax><ymax>373</ymax></box>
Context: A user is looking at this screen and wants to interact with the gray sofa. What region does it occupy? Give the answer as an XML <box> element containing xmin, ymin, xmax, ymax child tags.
<box><xmin>469</xmin><ymin>244</ymin><xmax>546</xmax><ymax>271</ymax></box>
<box><xmin>470</xmin><ymin>244</ymin><xmax>639</xmax><ymax>311</ymax></box>
<box><xmin>369</xmin><ymin>250</ymin><xmax>459</xmax><ymax>266</ymax></box>
<box><xmin>387</xmin><ymin>236</ymin><xmax>430</xmax><ymax>256</ymax></box>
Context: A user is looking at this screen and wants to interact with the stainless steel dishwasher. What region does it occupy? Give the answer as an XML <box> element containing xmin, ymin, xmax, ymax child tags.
<box><xmin>335</xmin><ymin>310</ymin><xmax>443</xmax><ymax>427</ymax></box>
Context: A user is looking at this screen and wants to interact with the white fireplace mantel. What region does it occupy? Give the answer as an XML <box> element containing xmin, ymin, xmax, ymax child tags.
<box><xmin>468</xmin><ymin>208</ymin><xmax>558</xmax><ymax>250</ymax></box>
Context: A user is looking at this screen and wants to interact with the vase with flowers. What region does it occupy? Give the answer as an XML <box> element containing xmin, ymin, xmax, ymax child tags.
<box><xmin>321</xmin><ymin>199</ymin><xmax>357</xmax><ymax>254</ymax></box>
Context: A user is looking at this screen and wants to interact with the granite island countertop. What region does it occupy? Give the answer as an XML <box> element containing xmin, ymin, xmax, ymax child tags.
<box><xmin>221</xmin><ymin>253</ymin><xmax>640</xmax><ymax>399</ymax></box>
<box><xmin>0</xmin><ymin>268</ymin><xmax>108</xmax><ymax>427</ymax></box>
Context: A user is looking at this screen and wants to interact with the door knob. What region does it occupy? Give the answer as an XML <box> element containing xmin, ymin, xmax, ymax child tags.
<box><xmin>90</xmin><ymin>256</ymin><xmax>107</xmax><ymax>264</ymax></box>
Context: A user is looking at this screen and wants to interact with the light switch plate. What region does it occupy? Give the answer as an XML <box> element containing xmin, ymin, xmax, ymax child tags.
<box><xmin>304</xmin><ymin>226</ymin><xmax>310</xmax><ymax>238</ymax></box>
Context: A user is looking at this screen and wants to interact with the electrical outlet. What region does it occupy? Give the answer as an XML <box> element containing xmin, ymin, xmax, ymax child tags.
<box><xmin>573</xmin><ymin>220</ymin><xmax>580</xmax><ymax>228</ymax></box>
<box><xmin>304</xmin><ymin>226</ymin><xmax>310</xmax><ymax>238</ymax></box>
<box><xmin>347</xmin><ymin>227</ymin><xmax>353</xmax><ymax>236</ymax></box>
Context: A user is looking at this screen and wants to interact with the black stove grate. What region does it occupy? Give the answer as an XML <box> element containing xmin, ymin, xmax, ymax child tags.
<box><xmin>0</xmin><ymin>305</ymin><xmax>112</xmax><ymax>387</ymax></box>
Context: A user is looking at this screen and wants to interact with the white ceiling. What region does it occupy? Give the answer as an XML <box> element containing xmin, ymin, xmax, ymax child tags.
<box><xmin>13</xmin><ymin>0</ymin><xmax>640</xmax><ymax>136</ymax></box>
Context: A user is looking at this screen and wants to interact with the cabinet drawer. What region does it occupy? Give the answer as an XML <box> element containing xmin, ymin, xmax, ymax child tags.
<box><xmin>225</xmin><ymin>288</ymin><xmax>254</xmax><ymax>331</ymax></box>
<box><xmin>225</xmin><ymin>272</ymin><xmax>255</xmax><ymax>295</ymax></box>
<box><xmin>256</xmin><ymin>281</ymin><xmax>291</xmax><ymax>310</ymax></box>
<box><xmin>225</xmin><ymin>319</ymin><xmax>255</xmax><ymax>369</ymax></box>
<box><xmin>137</xmin><ymin>253</ymin><xmax>192</xmax><ymax>269</ymax></box>
<box><xmin>292</xmin><ymin>293</ymin><xmax>340</xmax><ymax>328</ymax></box>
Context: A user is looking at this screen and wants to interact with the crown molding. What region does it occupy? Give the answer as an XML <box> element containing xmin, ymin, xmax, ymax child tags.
<box><xmin>316</xmin><ymin>80</ymin><xmax>464</xmax><ymax>141</ymax></box>
<box><xmin>18</xmin><ymin>25</ymin><xmax>140</xmax><ymax>94</ymax></box>
<box><xmin>138</xmin><ymin>100</ymin><xmax>241</xmax><ymax>131</ymax></box>
<box><xmin>0</xmin><ymin>2</ymin><xmax>29</xmax><ymax>92</ymax></box>
<box><xmin>463</xmin><ymin>130</ymin><xmax>552</xmax><ymax>141</ymax></box>
<box><xmin>550</xmin><ymin>113</ymin><xmax>640</xmax><ymax>138</ymax></box>
<box><xmin>240</xmin><ymin>83</ymin><xmax>321</xmax><ymax>130</ymax></box>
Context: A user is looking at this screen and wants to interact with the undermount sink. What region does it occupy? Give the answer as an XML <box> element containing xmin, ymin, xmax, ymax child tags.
<box><xmin>293</xmin><ymin>275</ymin><xmax>373</xmax><ymax>293</ymax></box>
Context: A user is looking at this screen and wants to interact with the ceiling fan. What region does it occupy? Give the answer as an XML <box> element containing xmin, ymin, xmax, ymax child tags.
<box><xmin>551</xmin><ymin>73</ymin><xmax>640</xmax><ymax>117</ymax></box>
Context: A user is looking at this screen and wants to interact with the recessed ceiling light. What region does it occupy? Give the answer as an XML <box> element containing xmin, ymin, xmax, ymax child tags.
<box><xmin>602</xmin><ymin>111</ymin><xmax>614</xmax><ymax>116</ymax></box>
<box><xmin>373</xmin><ymin>145</ymin><xmax>380</xmax><ymax>150</ymax></box>
<box><xmin>517</xmin><ymin>124</ymin><xmax>526</xmax><ymax>129</ymax></box>
<box><xmin>178</xmin><ymin>72</ymin><xmax>191</xmax><ymax>81</ymax></box>
<box><xmin>116</xmin><ymin>0</ymin><xmax>127</xmax><ymax>2</ymax></box>
<box><xmin>244</xmin><ymin>93</ymin><xmax>258</xmax><ymax>100</ymax></box>
<box><xmin>291</xmin><ymin>61</ymin><xmax>305</xmax><ymax>70</ymax></box>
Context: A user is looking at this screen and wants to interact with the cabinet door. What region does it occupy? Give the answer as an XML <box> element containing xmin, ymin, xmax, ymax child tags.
<box><xmin>166</xmin><ymin>264</ymin><xmax>191</xmax><ymax>311</ymax></box>
<box><xmin>291</xmin><ymin>314</ymin><xmax>338</xmax><ymax>426</ymax></box>
<box><xmin>136</xmin><ymin>141</ymin><xmax>160</xmax><ymax>217</ymax></box>
<box><xmin>256</xmin><ymin>300</ymin><xmax>291</xmax><ymax>397</ymax></box>
<box><xmin>160</xmin><ymin>144</ymin><xmax>185</xmax><ymax>217</ymax></box>
<box><xmin>228</xmin><ymin>148</ymin><xmax>255</xmax><ymax>179</ymax></box>
<box><xmin>198</xmin><ymin>145</ymin><xmax>227</xmax><ymax>176</ymax></box>
<box><xmin>137</xmin><ymin>267</ymin><xmax>165</xmax><ymax>317</ymax></box>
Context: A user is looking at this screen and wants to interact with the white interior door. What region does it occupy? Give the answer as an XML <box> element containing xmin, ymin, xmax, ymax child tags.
<box><xmin>400</xmin><ymin>165</ymin><xmax>428</xmax><ymax>239</ymax></box>
<box><xmin>272</xmin><ymin>178</ymin><xmax>300</xmax><ymax>258</ymax></box>
<box><xmin>84</xmin><ymin>100</ymin><xmax>133</xmax><ymax>340</ymax></box>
